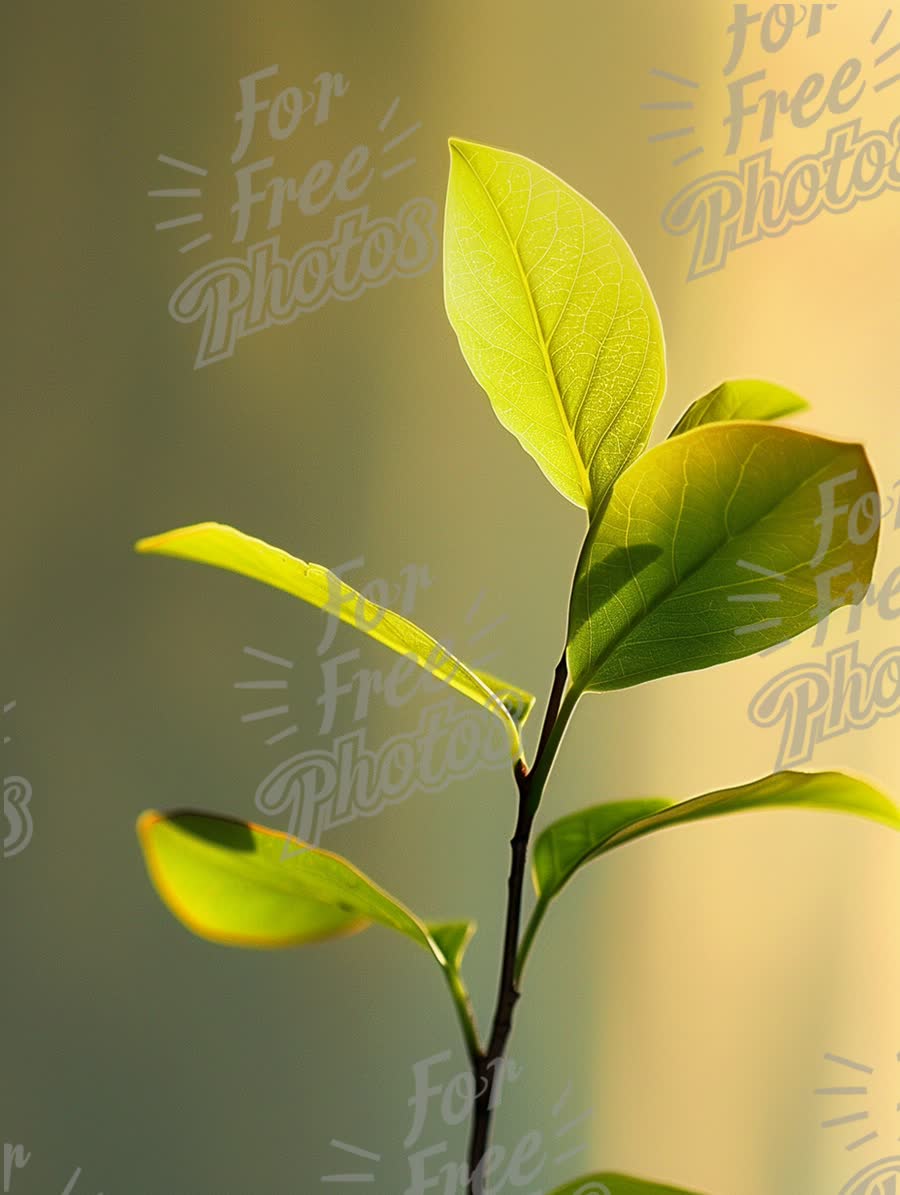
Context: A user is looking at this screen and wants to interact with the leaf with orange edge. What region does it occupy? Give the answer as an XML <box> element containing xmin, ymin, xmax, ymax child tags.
<box><xmin>137</xmin><ymin>810</ymin><xmax>468</xmax><ymax>961</ymax></box>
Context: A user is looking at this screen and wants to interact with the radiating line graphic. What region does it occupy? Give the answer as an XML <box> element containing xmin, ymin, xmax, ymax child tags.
<box><xmin>872</xmin><ymin>8</ymin><xmax>894</xmax><ymax>44</ymax></box>
<box><xmin>2</xmin><ymin>699</ymin><xmax>16</xmax><ymax>745</ymax></box>
<box><xmin>377</xmin><ymin>97</ymin><xmax>400</xmax><ymax>132</ymax></box>
<box><xmin>236</xmin><ymin>588</ymin><xmax>508</xmax><ymax>747</ymax></box>
<box><xmin>147</xmin><ymin>188</ymin><xmax>203</xmax><ymax>199</ymax></box>
<box><xmin>243</xmin><ymin>647</ymin><xmax>295</xmax><ymax>669</ymax></box>
<box><xmin>381</xmin><ymin>159</ymin><xmax>416</xmax><ymax>180</ymax></box>
<box><xmin>822</xmin><ymin>1112</ymin><xmax>870</xmax><ymax>1127</ymax></box>
<box><xmin>735</xmin><ymin>560</ymin><xmax>786</xmax><ymax>580</ymax></box>
<box><xmin>154</xmin><ymin>214</ymin><xmax>203</xmax><ymax>231</ymax></box>
<box><xmin>825</xmin><ymin>1054</ymin><xmax>875</xmax><ymax>1074</ymax></box>
<box><xmin>320</xmin><ymin>1070</ymin><xmax>592</xmax><ymax>1188</ymax></box>
<box><xmin>241</xmin><ymin>705</ymin><xmax>290</xmax><ymax>722</ymax></box>
<box><xmin>846</xmin><ymin>1130</ymin><xmax>879</xmax><ymax>1151</ymax></box>
<box><xmin>873</xmin><ymin>70</ymin><xmax>900</xmax><ymax>91</ymax></box>
<box><xmin>383</xmin><ymin>122</ymin><xmax>422</xmax><ymax>153</ymax></box>
<box><xmin>872</xmin><ymin>10</ymin><xmax>900</xmax><ymax>91</ymax></box>
<box><xmin>817</xmin><ymin>1052</ymin><xmax>881</xmax><ymax>1152</ymax></box>
<box><xmin>150</xmin><ymin>153</ymin><xmax>211</xmax><ymax>252</ymax></box>
<box><xmin>466</xmin><ymin>615</ymin><xmax>506</xmax><ymax>645</ymax></box>
<box><xmin>730</xmin><ymin>559</ymin><xmax>785</xmax><ymax>635</ymax></box>
<box><xmin>178</xmin><ymin>233</ymin><xmax>213</xmax><ymax>254</ymax></box>
<box><xmin>464</xmin><ymin>589</ymin><xmax>487</xmax><ymax>625</ymax></box>
<box><xmin>321</xmin><ymin>1138</ymin><xmax>382</xmax><ymax>1184</ymax></box>
<box><xmin>236</xmin><ymin>646</ymin><xmax>300</xmax><ymax>745</ymax></box>
<box><xmin>649</xmin><ymin>127</ymin><xmax>696</xmax><ymax>143</ymax></box>
<box><xmin>650</xmin><ymin>67</ymin><xmax>700</xmax><ymax>88</ymax></box>
<box><xmin>731</xmin><ymin>621</ymin><xmax>784</xmax><ymax>640</ymax></box>
<box><xmin>874</xmin><ymin>40</ymin><xmax>900</xmax><ymax>65</ymax></box>
<box><xmin>156</xmin><ymin>154</ymin><xmax>208</xmax><ymax>176</ymax></box>
<box><xmin>260</xmin><ymin>724</ymin><xmax>300</xmax><ymax>746</ymax></box>
<box><xmin>377</xmin><ymin>98</ymin><xmax>421</xmax><ymax>181</ymax></box>
<box><xmin>729</xmin><ymin>594</ymin><xmax>781</xmax><ymax>602</ymax></box>
<box><xmin>644</xmin><ymin>67</ymin><xmax>705</xmax><ymax>166</ymax></box>
<box><xmin>673</xmin><ymin>146</ymin><xmax>704</xmax><ymax>166</ymax></box>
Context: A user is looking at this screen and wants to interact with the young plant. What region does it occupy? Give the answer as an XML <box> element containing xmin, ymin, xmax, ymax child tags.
<box><xmin>135</xmin><ymin>139</ymin><xmax>899</xmax><ymax>1194</ymax></box>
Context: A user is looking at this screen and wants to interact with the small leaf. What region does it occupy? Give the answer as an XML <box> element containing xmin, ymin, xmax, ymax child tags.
<box><xmin>444</xmin><ymin>138</ymin><xmax>665</xmax><ymax>515</ymax></box>
<box><xmin>546</xmin><ymin>1174</ymin><xmax>708</xmax><ymax>1195</ymax></box>
<box><xmin>136</xmin><ymin>522</ymin><xmax>534</xmax><ymax>759</ymax></box>
<box><xmin>137</xmin><ymin>810</ymin><xmax>472</xmax><ymax>965</ymax></box>
<box><xmin>567</xmin><ymin>423</ymin><xmax>878</xmax><ymax>692</ymax></box>
<box><xmin>427</xmin><ymin>921</ymin><xmax>476</xmax><ymax>971</ymax></box>
<box><xmin>669</xmin><ymin>379</ymin><xmax>808</xmax><ymax>437</ymax></box>
<box><xmin>532</xmin><ymin>772</ymin><xmax>900</xmax><ymax>912</ymax></box>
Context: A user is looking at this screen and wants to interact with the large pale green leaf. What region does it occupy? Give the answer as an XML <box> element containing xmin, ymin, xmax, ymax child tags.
<box><xmin>137</xmin><ymin>809</ymin><xmax>470</xmax><ymax>966</ymax></box>
<box><xmin>547</xmin><ymin>1175</ymin><xmax>707</xmax><ymax>1195</ymax></box>
<box><xmin>444</xmin><ymin>138</ymin><xmax>665</xmax><ymax>515</ymax></box>
<box><xmin>518</xmin><ymin>771</ymin><xmax>900</xmax><ymax>981</ymax></box>
<box><xmin>567</xmin><ymin>423</ymin><xmax>878</xmax><ymax>691</ymax></box>
<box><xmin>136</xmin><ymin>522</ymin><xmax>534</xmax><ymax>759</ymax></box>
<box><xmin>669</xmin><ymin>379</ymin><xmax>808</xmax><ymax>437</ymax></box>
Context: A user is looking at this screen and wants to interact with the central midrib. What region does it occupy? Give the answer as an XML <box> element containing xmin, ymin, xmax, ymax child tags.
<box><xmin>577</xmin><ymin>438</ymin><xmax>858</xmax><ymax>684</ymax></box>
<box><xmin>461</xmin><ymin>148</ymin><xmax>593</xmax><ymax>509</ymax></box>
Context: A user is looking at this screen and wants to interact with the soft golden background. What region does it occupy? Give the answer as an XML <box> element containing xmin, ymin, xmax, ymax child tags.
<box><xmin>2</xmin><ymin>2</ymin><xmax>898</xmax><ymax>1192</ymax></box>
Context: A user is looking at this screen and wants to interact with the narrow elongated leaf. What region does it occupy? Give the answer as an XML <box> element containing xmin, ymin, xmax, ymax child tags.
<box><xmin>519</xmin><ymin>771</ymin><xmax>900</xmax><ymax>982</ymax></box>
<box><xmin>547</xmin><ymin>1175</ymin><xmax>707</xmax><ymax>1195</ymax></box>
<box><xmin>137</xmin><ymin>810</ymin><xmax>471</xmax><ymax>967</ymax></box>
<box><xmin>567</xmin><ymin>423</ymin><xmax>878</xmax><ymax>691</ymax></box>
<box><xmin>669</xmin><ymin>379</ymin><xmax>808</xmax><ymax>437</ymax></box>
<box><xmin>136</xmin><ymin>522</ymin><xmax>534</xmax><ymax>759</ymax></box>
<box><xmin>533</xmin><ymin>772</ymin><xmax>900</xmax><ymax>910</ymax></box>
<box><xmin>444</xmin><ymin>138</ymin><xmax>665</xmax><ymax>515</ymax></box>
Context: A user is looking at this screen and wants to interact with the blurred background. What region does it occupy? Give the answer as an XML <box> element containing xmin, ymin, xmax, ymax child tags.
<box><xmin>2</xmin><ymin>1</ymin><xmax>899</xmax><ymax>1191</ymax></box>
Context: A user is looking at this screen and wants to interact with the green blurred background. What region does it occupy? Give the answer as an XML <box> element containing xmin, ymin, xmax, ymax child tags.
<box><xmin>3</xmin><ymin>2</ymin><xmax>899</xmax><ymax>1192</ymax></box>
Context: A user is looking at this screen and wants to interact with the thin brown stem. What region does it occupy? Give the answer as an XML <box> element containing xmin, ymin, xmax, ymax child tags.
<box><xmin>465</xmin><ymin>653</ymin><xmax>569</xmax><ymax>1192</ymax></box>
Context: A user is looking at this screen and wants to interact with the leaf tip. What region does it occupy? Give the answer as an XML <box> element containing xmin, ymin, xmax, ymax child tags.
<box><xmin>134</xmin><ymin>521</ymin><xmax>225</xmax><ymax>556</ymax></box>
<box><xmin>136</xmin><ymin>808</ymin><xmax>162</xmax><ymax>842</ymax></box>
<box><xmin>447</xmin><ymin>136</ymin><xmax>480</xmax><ymax>162</ymax></box>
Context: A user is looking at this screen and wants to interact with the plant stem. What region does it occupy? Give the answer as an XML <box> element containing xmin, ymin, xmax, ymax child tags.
<box><xmin>523</xmin><ymin>682</ymin><xmax>581</xmax><ymax>819</ymax></box>
<box><xmin>465</xmin><ymin>652</ymin><xmax>574</xmax><ymax>1193</ymax></box>
<box><xmin>444</xmin><ymin>959</ymin><xmax>483</xmax><ymax>1069</ymax></box>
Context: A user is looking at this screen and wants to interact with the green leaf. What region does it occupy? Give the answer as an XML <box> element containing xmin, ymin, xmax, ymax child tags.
<box><xmin>444</xmin><ymin>138</ymin><xmax>665</xmax><ymax>516</ymax></box>
<box><xmin>135</xmin><ymin>522</ymin><xmax>534</xmax><ymax>760</ymax></box>
<box><xmin>669</xmin><ymin>379</ymin><xmax>809</xmax><ymax>437</ymax></box>
<box><xmin>531</xmin><ymin>772</ymin><xmax>900</xmax><ymax>912</ymax></box>
<box><xmin>427</xmin><ymin>921</ymin><xmax>476</xmax><ymax>971</ymax></box>
<box><xmin>518</xmin><ymin>771</ymin><xmax>900</xmax><ymax>984</ymax></box>
<box><xmin>567</xmin><ymin>423</ymin><xmax>879</xmax><ymax>692</ymax></box>
<box><xmin>137</xmin><ymin>809</ymin><xmax>459</xmax><ymax>953</ymax></box>
<box><xmin>546</xmin><ymin>1175</ymin><xmax>708</xmax><ymax>1195</ymax></box>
